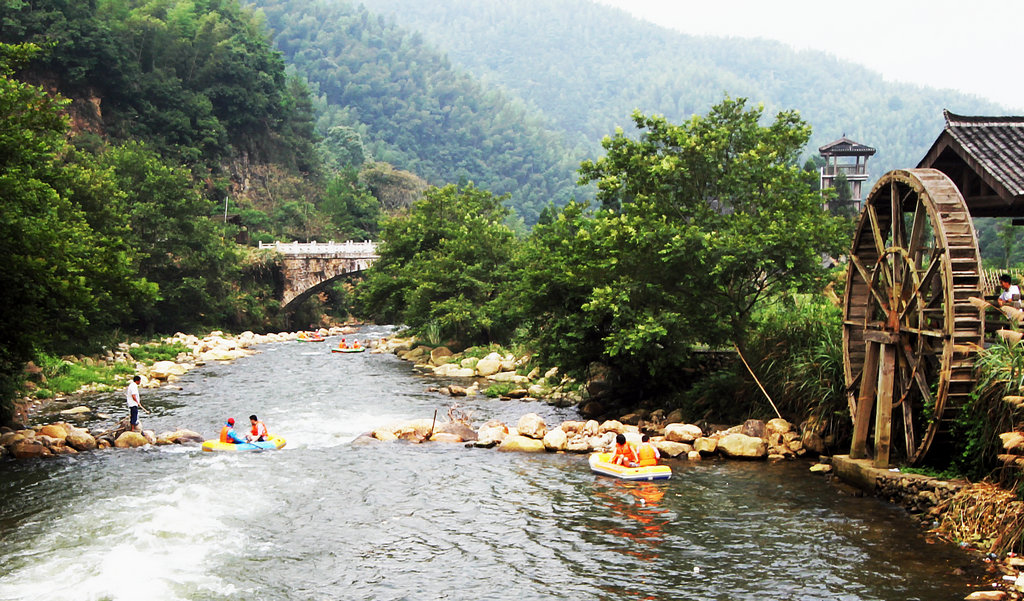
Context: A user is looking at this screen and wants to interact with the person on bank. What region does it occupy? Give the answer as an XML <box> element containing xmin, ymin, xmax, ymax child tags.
<box><xmin>637</xmin><ymin>433</ymin><xmax>661</xmax><ymax>467</ymax></box>
<box><xmin>998</xmin><ymin>274</ymin><xmax>1021</xmax><ymax>308</ymax></box>
<box><xmin>125</xmin><ymin>375</ymin><xmax>148</xmax><ymax>432</ymax></box>
<box><xmin>247</xmin><ymin>414</ymin><xmax>269</xmax><ymax>442</ymax></box>
<box><xmin>219</xmin><ymin>418</ymin><xmax>246</xmax><ymax>444</ymax></box>
<box><xmin>610</xmin><ymin>433</ymin><xmax>639</xmax><ymax>467</ymax></box>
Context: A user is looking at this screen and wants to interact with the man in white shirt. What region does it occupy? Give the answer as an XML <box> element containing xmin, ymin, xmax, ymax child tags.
<box><xmin>999</xmin><ymin>274</ymin><xmax>1021</xmax><ymax>308</ymax></box>
<box><xmin>125</xmin><ymin>375</ymin><xmax>148</xmax><ymax>431</ymax></box>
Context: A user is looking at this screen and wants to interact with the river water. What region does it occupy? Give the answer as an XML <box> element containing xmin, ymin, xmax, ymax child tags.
<box><xmin>0</xmin><ymin>327</ymin><xmax>985</xmax><ymax>600</ymax></box>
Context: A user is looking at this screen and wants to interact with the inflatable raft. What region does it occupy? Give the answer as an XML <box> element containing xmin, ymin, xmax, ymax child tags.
<box><xmin>589</xmin><ymin>452</ymin><xmax>671</xmax><ymax>481</ymax></box>
<box><xmin>331</xmin><ymin>347</ymin><xmax>365</xmax><ymax>353</ymax></box>
<box><xmin>297</xmin><ymin>334</ymin><xmax>325</xmax><ymax>342</ymax></box>
<box><xmin>201</xmin><ymin>436</ymin><xmax>286</xmax><ymax>452</ymax></box>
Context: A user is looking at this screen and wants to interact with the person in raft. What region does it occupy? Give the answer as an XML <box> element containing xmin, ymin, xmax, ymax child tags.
<box><xmin>338</xmin><ymin>337</ymin><xmax>348</xmax><ymax>349</ymax></box>
<box><xmin>610</xmin><ymin>433</ymin><xmax>639</xmax><ymax>467</ymax></box>
<box><xmin>998</xmin><ymin>274</ymin><xmax>1022</xmax><ymax>308</ymax></box>
<box><xmin>247</xmin><ymin>414</ymin><xmax>269</xmax><ymax>442</ymax></box>
<box><xmin>219</xmin><ymin>418</ymin><xmax>246</xmax><ymax>444</ymax></box>
<box><xmin>636</xmin><ymin>433</ymin><xmax>661</xmax><ymax>467</ymax></box>
<box><xmin>125</xmin><ymin>375</ymin><xmax>148</xmax><ymax>432</ymax></box>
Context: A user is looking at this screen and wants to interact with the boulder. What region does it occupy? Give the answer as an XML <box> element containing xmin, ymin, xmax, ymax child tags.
<box><xmin>693</xmin><ymin>437</ymin><xmax>718</xmax><ymax>455</ymax></box>
<box><xmin>0</xmin><ymin>431</ymin><xmax>25</xmax><ymax>446</ymax></box>
<box><xmin>114</xmin><ymin>431</ymin><xmax>149</xmax><ymax>448</ymax></box>
<box><xmin>687</xmin><ymin>450</ymin><xmax>702</xmax><ymax>461</ymax></box>
<box><xmin>447</xmin><ymin>385</ymin><xmax>467</xmax><ymax>397</ymax></box>
<box><xmin>497</xmin><ymin>435</ymin><xmax>546</xmax><ymax>453</ymax></box>
<box><xmin>372</xmin><ymin>429</ymin><xmax>398</xmax><ymax>442</ymax></box>
<box><xmin>475</xmin><ymin>353</ymin><xmax>503</xmax><ymax>377</ymax></box>
<box><xmin>65</xmin><ymin>428</ymin><xmax>98</xmax><ymax>451</ymax></box>
<box><xmin>460</xmin><ymin>357</ymin><xmax>480</xmax><ymax>370</ymax></box>
<box><xmin>665</xmin><ymin>409</ymin><xmax>685</xmax><ymax>424</ymax></box>
<box><xmin>964</xmin><ymin>592</ymin><xmax>1006</xmax><ymax>601</ymax></box>
<box><xmin>149</xmin><ymin>360</ymin><xmax>188</xmax><ymax>379</ymax></box>
<box><xmin>59</xmin><ymin>406</ymin><xmax>92</xmax><ymax>416</ymax></box>
<box><xmin>560</xmin><ymin>420</ymin><xmax>585</xmax><ymax>434</ymax></box>
<box><xmin>429</xmin><ymin>346</ymin><xmax>453</xmax><ymax>366</ymax></box>
<box><xmin>477</xmin><ymin>420</ymin><xmax>509</xmax><ymax>444</ymax></box>
<box><xmin>527</xmin><ymin>384</ymin><xmax>548</xmax><ymax>397</ymax></box>
<box><xmin>665</xmin><ymin>423</ymin><xmax>703</xmax><ymax>443</ymax></box>
<box><xmin>487</xmin><ymin>371</ymin><xmax>528</xmax><ymax>383</ymax></box>
<box><xmin>802</xmin><ymin>431</ymin><xmax>827</xmax><ymax>455</ymax></box>
<box><xmin>598</xmin><ymin>420</ymin><xmax>625</xmax><ymax>434</ymax></box>
<box><xmin>38</xmin><ymin>423</ymin><xmax>69</xmax><ymax>440</ymax></box>
<box><xmin>542</xmin><ymin>428</ymin><xmax>568</xmax><ymax>451</ymax></box>
<box><xmin>619</xmin><ymin>413</ymin><xmax>643</xmax><ymax>425</ymax></box>
<box><xmin>809</xmin><ymin>463</ymin><xmax>832</xmax><ymax>474</ymax></box>
<box><xmin>565</xmin><ymin>436</ymin><xmax>592</xmax><ymax>453</ymax></box>
<box><xmin>97</xmin><ymin>439</ymin><xmax>112</xmax><ymax>449</ymax></box>
<box><xmin>437</xmin><ymin>422</ymin><xmax>478</xmax><ymax>441</ymax></box>
<box><xmin>582</xmin><ymin>420</ymin><xmax>600</xmax><ymax>436</ymax></box>
<box><xmin>654</xmin><ymin>440</ymin><xmax>692</xmax><ymax>458</ymax></box>
<box><xmin>506</xmin><ymin>389</ymin><xmax>529</xmax><ymax>399</ymax></box>
<box><xmin>517</xmin><ymin>413</ymin><xmax>547</xmax><ymax>439</ymax></box>
<box><xmin>155</xmin><ymin>429</ymin><xmax>204</xmax><ymax>445</ymax></box>
<box><xmin>11</xmin><ymin>440</ymin><xmax>51</xmax><ymax>459</ymax></box>
<box><xmin>429</xmin><ymin>432</ymin><xmax>463</xmax><ymax>443</ymax></box>
<box><xmin>741</xmin><ymin>419</ymin><xmax>766</xmax><ymax>439</ymax></box>
<box><xmin>579</xmin><ymin>401</ymin><xmax>605</xmax><ymax>419</ymax></box>
<box><xmin>766</xmin><ymin>418</ymin><xmax>793</xmax><ymax>434</ymax></box>
<box><xmin>717</xmin><ymin>433</ymin><xmax>767</xmax><ymax>459</ymax></box>
<box><xmin>433</xmin><ymin>364</ymin><xmax>476</xmax><ymax>378</ymax></box>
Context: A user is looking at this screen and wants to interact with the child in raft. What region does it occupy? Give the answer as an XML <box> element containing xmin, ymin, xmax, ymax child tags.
<box><xmin>610</xmin><ymin>433</ymin><xmax>639</xmax><ymax>467</ymax></box>
<box><xmin>636</xmin><ymin>433</ymin><xmax>660</xmax><ymax>467</ymax></box>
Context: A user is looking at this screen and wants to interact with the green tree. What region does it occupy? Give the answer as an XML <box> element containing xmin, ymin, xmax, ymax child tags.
<box><xmin>518</xmin><ymin>98</ymin><xmax>847</xmax><ymax>391</ymax></box>
<box><xmin>0</xmin><ymin>43</ymin><xmax>152</xmax><ymax>421</ymax></box>
<box><xmin>356</xmin><ymin>183</ymin><xmax>517</xmax><ymax>345</ymax></box>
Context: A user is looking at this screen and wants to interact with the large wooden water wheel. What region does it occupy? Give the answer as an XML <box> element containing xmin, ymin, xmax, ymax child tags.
<box><xmin>842</xmin><ymin>169</ymin><xmax>984</xmax><ymax>467</ymax></box>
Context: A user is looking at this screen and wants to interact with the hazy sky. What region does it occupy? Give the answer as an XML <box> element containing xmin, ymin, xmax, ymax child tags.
<box><xmin>596</xmin><ymin>0</ymin><xmax>1023</xmax><ymax>111</ymax></box>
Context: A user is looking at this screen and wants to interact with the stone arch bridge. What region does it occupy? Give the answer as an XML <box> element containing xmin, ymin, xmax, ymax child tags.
<box><xmin>259</xmin><ymin>241</ymin><xmax>378</xmax><ymax>311</ymax></box>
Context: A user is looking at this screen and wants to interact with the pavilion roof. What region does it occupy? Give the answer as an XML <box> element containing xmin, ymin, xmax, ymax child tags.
<box><xmin>819</xmin><ymin>136</ymin><xmax>877</xmax><ymax>156</ymax></box>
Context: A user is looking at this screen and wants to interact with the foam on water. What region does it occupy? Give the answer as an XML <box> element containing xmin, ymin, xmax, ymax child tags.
<box><xmin>0</xmin><ymin>459</ymin><xmax>270</xmax><ymax>601</ymax></box>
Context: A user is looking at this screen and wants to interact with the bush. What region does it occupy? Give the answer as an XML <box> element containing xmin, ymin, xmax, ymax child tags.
<box><xmin>484</xmin><ymin>382</ymin><xmax>516</xmax><ymax>398</ymax></box>
<box><xmin>128</xmin><ymin>342</ymin><xmax>190</xmax><ymax>364</ymax></box>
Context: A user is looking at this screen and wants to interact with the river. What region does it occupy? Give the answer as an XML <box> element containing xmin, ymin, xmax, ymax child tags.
<box><xmin>0</xmin><ymin>326</ymin><xmax>984</xmax><ymax>600</ymax></box>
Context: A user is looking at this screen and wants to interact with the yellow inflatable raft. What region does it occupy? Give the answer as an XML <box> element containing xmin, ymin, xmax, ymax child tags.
<box><xmin>201</xmin><ymin>436</ymin><xmax>286</xmax><ymax>452</ymax></box>
<box><xmin>589</xmin><ymin>452</ymin><xmax>672</xmax><ymax>481</ymax></box>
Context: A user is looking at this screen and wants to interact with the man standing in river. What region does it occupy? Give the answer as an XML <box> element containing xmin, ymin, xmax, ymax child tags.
<box><xmin>125</xmin><ymin>375</ymin><xmax>148</xmax><ymax>432</ymax></box>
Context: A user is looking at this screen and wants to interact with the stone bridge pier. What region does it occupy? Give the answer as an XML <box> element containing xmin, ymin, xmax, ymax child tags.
<box><xmin>260</xmin><ymin>241</ymin><xmax>378</xmax><ymax>311</ymax></box>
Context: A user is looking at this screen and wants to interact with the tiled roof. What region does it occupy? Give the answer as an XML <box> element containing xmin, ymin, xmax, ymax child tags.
<box><xmin>818</xmin><ymin>136</ymin><xmax>877</xmax><ymax>156</ymax></box>
<box><xmin>936</xmin><ymin>110</ymin><xmax>1024</xmax><ymax>197</ymax></box>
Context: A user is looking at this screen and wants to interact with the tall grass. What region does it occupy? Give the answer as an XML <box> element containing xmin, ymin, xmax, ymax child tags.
<box><xmin>961</xmin><ymin>340</ymin><xmax>1024</xmax><ymax>482</ymax></box>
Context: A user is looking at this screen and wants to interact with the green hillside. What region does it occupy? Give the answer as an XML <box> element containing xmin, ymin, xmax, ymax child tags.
<box><xmin>364</xmin><ymin>0</ymin><xmax>1006</xmax><ymax>179</ymax></box>
<box><xmin>249</xmin><ymin>0</ymin><xmax>584</xmax><ymax>224</ymax></box>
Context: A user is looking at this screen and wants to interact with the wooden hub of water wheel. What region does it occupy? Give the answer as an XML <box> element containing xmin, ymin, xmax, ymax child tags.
<box><xmin>842</xmin><ymin>168</ymin><xmax>984</xmax><ymax>466</ymax></box>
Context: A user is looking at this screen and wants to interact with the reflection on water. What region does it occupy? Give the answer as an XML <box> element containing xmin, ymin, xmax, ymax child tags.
<box><xmin>0</xmin><ymin>326</ymin><xmax>983</xmax><ymax>601</ymax></box>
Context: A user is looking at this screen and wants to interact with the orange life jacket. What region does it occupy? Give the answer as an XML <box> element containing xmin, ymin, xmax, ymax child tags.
<box><xmin>251</xmin><ymin>421</ymin><xmax>268</xmax><ymax>440</ymax></box>
<box><xmin>612</xmin><ymin>442</ymin><xmax>638</xmax><ymax>464</ymax></box>
<box><xmin>637</xmin><ymin>443</ymin><xmax>658</xmax><ymax>466</ymax></box>
<box><xmin>219</xmin><ymin>425</ymin><xmax>230</xmax><ymax>443</ymax></box>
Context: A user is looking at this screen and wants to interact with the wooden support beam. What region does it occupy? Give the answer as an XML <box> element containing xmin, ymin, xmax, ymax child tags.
<box><xmin>874</xmin><ymin>344</ymin><xmax>897</xmax><ymax>468</ymax></box>
<box><xmin>851</xmin><ymin>340</ymin><xmax>880</xmax><ymax>459</ymax></box>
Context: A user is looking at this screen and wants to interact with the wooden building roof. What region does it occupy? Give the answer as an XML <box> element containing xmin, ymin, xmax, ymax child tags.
<box><xmin>819</xmin><ymin>136</ymin><xmax>877</xmax><ymax>156</ymax></box>
<box><xmin>918</xmin><ymin>110</ymin><xmax>1024</xmax><ymax>217</ymax></box>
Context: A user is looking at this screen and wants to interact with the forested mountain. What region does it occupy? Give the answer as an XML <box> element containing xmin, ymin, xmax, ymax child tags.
<box><xmin>362</xmin><ymin>0</ymin><xmax>1006</xmax><ymax>179</ymax></box>
<box><xmin>249</xmin><ymin>0</ymin><xmax>583</xmax><ymax>224</ymax></box>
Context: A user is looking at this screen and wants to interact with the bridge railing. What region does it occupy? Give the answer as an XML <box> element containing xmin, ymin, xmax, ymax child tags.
<box><xmin>258</xmin><ymin>240</ymin><xmax>378</xmax><ymax>256</ymax></box>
